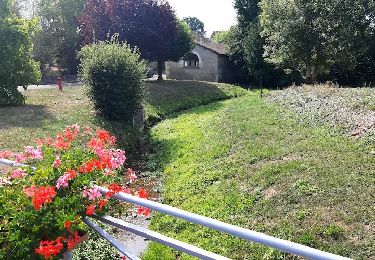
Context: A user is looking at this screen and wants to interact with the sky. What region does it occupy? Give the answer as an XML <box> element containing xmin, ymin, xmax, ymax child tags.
<box><xmin>167</xmin><ymin>0</ymin><xmax>238</xmax><ymax>37</ymax></box>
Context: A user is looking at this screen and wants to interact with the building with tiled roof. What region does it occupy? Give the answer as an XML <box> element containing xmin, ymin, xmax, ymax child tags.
<box><xmin>166</xmin><ymin>38</ymin><xmax>243</xmax><ymax>83</ymax></box>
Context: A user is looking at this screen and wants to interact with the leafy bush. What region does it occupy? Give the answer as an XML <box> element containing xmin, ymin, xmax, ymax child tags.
<box><xmin>79</xmin><ymin>39</ymin><xmax>146</xmax><ymax>121</ymax></box>
<box><xmin>0</xmin><ymin>125</ymin><xmax>150</xmax><ymax>259</ymax></box>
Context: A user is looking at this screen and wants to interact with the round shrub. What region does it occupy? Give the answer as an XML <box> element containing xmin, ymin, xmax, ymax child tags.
<box><xmin>79</xmin><ymin>39</ymin><xmax>146</xmax><ymax>121</ymax></box>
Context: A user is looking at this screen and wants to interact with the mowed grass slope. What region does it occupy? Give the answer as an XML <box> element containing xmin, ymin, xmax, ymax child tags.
<box><xmin>145</xmin><ymin>80</ymin><xmax>247</xmax><ymax>125</ymax></box>
<box><xmin>144</xmin><ymin>93</ymin><xmax>375</xmax><ymax>259</ymax></box>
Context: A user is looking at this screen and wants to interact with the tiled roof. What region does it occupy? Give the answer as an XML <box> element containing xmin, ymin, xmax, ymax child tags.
<box><xmin>195</xmin><ymin>39</ymin><xmax>228</xmax><ymax>55</ymax></box>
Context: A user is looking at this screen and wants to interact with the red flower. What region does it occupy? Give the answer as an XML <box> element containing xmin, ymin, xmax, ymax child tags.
<box><xmin>36</xmin><ymin>138</ymin><xmax>53</xmax><ymax>147</ymax></box>
<box><xmin>137</xmin><ymin>188</ymin><xmax>148</xmax><ymax>199</ymax></box>
<box><xmin>53</xmin><ymin>133</ymin><xmax>70</xmax><ymax>150</ymax></box>
<box><xmin>64</xmin><ymin>129</ymin><xmax>74</xmax><ymax>142</ymax></box>
<box><xmin>98</xmin><ymin>199</ymin><xmax>108</xmax><ymax>211</ymax></box>
<box><xmin>137</xmin><ymin>206</ymin><xmax>151</xmax><ymax>217</ymax></box>
<box><xmin>97</xmin><ymin>130</ymin><xmax>111</xmax><ymax>141</ymax></box>
<box><xmin>87</xmin><ymin>138</ymin><xmax>104</xmax><ymax>150</ymax></box>
<box><xmin>78</xmin><ymin>159</ymin><xmax>105</xmax><ymax>173</ymax></box>
<box><xmin>30</xmin><ymin>186</ymin><xmax>56</xmax><ymax>210</ymax></box>
<box><xmin>106</xmin><ymin>183</ymin><xmax>123</xmax><ymax>198</ymax></box>
<box><xmin>67</xmin><ymin>231</ymin><xmax>81</xmax><ymax>250</ymax></box>
<box><xmin>64</xmin><ymin>221</ymin><xmax>71</xmax><ymax>230</ymax></box>
<box><xmin>35</xmin><ymin>237</ymin><xmax>64</xmax><ymax>259</ymax></box>
<box><xmin>86</xmin><ymin>204</ymin><xmax>96</xmax><ymax>215</ymax></box>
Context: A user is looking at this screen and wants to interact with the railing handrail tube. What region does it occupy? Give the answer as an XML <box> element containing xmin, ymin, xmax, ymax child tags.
<box><xmin>83</xmin><ymin>217</ymin><xmax>139</xmax><ymax>260</ymax></box>
<box><xmin>90</xmin><ymin>215</ymin><xmax>230</xmax><ymax>260</ymax></box>
<box><xmin>97</xmin><ymin>186</ymin><xmax>351</xmax><ymax>260</ymax></box>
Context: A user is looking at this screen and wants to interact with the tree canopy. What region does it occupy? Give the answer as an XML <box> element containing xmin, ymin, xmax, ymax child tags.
<box><xmin>34</xmin><ymin>0</ymin><xmax>84</xmax><ymax>74</ymax></box>
<box><xmin>260</xmin><ymin>0</ymin><xmax>375</xmax><ymax>83</ymax></box>
<box><xmin>183</xmin><ymin>16</ymin><xmax>205</xmax><ymax>36</ymax></box>
<box><xmin>0</xmin><ymin>0</ymin><xmax>41</xmax><ymax>106</ymax></box>
<box><xmin>79</xmin><ymin>0</ymin><xmax>194</xmax><ymax>80</ymax></box>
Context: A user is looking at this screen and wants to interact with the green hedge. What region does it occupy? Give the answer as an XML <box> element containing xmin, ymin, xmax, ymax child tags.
<box><xmin>79</xmin><ymin>39</ymin><xmax>146</xmax><ymax>121</ymax></box>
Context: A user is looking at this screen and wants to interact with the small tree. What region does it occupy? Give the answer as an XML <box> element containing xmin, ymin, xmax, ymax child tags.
<box><xmin>183</xmin><ymin>16</ymin><xmax>205</xmax><ymax>36</ymax></box>
<box><xmin>79</xmin><ymin>39</ymin><xmax>146</xmax><ymax>121</ymax></box>
<box><xmin>0</xmin><ymin>0</ymin><xmax>41</xmax><ymax>106</ymax></box>
<box><xmin>79</xmin><ymin>0</ymin><xmax>194</xmax><ymax>80</ymax></box>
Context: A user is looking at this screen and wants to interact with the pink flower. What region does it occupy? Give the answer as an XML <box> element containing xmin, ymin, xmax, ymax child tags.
<box><xmin>127</xmin><ymin>168</ymin><xmax>137</xmax><ymax>183</ymax></box>
<box><xmin>10</xmin><ymin>168</ymin><xmax>27</xmax><ymax>179</ymax></box>
<box><xmin>52</xmin><ymin>157</ymin><xmax>62</xmax><ymax>168</ymax></box>
<box><xmin>0</xmin><ymin>150</ymin><xmax>13</xmax><ymax>159</ymax></box>
<box><xmin>70</xmin><ymin>124</ymin><xmax>80</xmax><ymax>135</ymax></box>
<box><xmin>111</xmin><ymin>149</ymin><xmax>126</xmax><ymax>169</ymax></box>
<box><xmin>24</xmin><ymin>146</ymin><xmax>43</xmax><ymax>160</ymax></box>
<box><xmin>104</xmin><ymin>168</ymin><xmax>114</xmax><ymax>176</ymax></box>
<box><xmin>84</xmin><ymin>127</ymin><xmax>92</xmax><ymax>135</ymax></box>
<box><xmin>82</xmin><ymin>186</ymin><xmax>102</xmax><ymax>201</ymax></box>
<box><xmin>24</xmin><ymin>186</ymin><xmax>37</xmax><ymax>197</ymax></box>
<box><xmin>14</xmin><ymin>153</ymin><xmax>27</xmax><ymax>164</ymax></box>
<box><xmin>56</xmin><ymin>171</ymin><xmax>76</xmax><ymax>189</ymax></box>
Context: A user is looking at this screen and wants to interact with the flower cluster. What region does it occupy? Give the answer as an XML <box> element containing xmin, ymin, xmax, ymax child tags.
<box><xmin>24</xmin><ymin>186</ymin><xmax>57</xmax><ymax>210</ymax></box>
<box><xmin>35</xmin><ymin>237</ymin><xmax>64</xmax><ymax>259</ymax></box>
<box><xmin>0</xmin><ymin>125</ymin><xmax>150</xmax><ymax>260</ymax></box>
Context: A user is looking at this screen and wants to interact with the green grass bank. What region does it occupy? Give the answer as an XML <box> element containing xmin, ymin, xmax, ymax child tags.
<box><xmin>144</xmin><ymin>92</ymin><xmax>374</xmax><ymax>259</ymax></box>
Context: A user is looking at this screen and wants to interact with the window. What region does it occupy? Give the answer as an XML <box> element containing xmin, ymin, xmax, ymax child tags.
<box><xmin>183</xmin><ymin>53</ymin><xmax>200</xmax><ymax>68</ymax></box>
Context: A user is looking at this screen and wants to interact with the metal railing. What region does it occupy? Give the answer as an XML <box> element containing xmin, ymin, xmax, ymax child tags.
<box><xmin>0</xmin><ymin>159</ymin><xmax>351</xmax><ymax>260</ymax></box>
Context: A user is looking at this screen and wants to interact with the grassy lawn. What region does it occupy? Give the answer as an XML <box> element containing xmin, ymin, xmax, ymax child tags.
<box><xmin>144</xmin><ymin>92</ymin><xmax>375</xmax><ymax>259</ymax></box>
<box><xmin>0</xmin><ymin>81</ymin><xmax>246</xmax><ymax>152</ymax></box>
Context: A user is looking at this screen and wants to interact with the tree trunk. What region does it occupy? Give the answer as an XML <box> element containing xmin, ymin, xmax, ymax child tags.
<box><xmin>157</xmin><ymin>60</ymin><xmax>164</xmax><ymax>81</ymax></box>
<box><xmin>305</xmin><ymin>64</ymin><xmax>313</xmax><ymax>84</ymax></box>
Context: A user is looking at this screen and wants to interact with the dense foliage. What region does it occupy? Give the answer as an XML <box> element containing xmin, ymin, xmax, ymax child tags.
<box><xmin>0</xmin><ymin>0</ymin><xmax>41</xmax><ymax>106</ymax></box>
<box><xmin>229</xmin><ymin>0</ymin><xmax>298</xmax><ymax>88</ymax></box>
<box><xmin>229</xmin><ymin>0</ymin><xmax>374</xmax><ymax>86</ymax></box>
<box><xmin>79</xmin><ymin>40</ymin><xmax>146</xmax><ymax>121</ymax></box>
<box><xmin>0</xmin><ymin>125</ymin><xmax>150</xmax><ymax>259</ymax></box>
<box><xmin>183</xmin><ymin>16</ymin><xmax>205</xmax><ymax>36</ymax></box>
<box><xmin>79</xmin><ymin>0</ymin><xmax>194</xmax><ymax>80</ymax></box>
<box><xmin>34</xmin><ymin>0</ymin><xmax>84</xmax><ymax>74</ymax></box>
<box><xmin>260</xmin><ymin>0</ymin><xmax>375</xmax><ymax>85</ymax></box>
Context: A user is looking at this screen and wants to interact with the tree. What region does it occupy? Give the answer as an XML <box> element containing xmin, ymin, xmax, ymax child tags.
<box><xmin>260</xmin><ymin>0</ymin><xmax>375</xmax><ymax>83</ymax></box>
<box><xmin>34</xmin><ymin>0</ymin><xmax>84</xmax><ymax>74</ymax></box>
<box><xmin>183</xmin><ymin>16</ymin><xmax>205</xmax><ymax>36</ymax></box>
<box><xmin>0</xmin><ymin>0</ymin><xmax>41</xmax><ymax>106</ymax></box>
<box><xmin>229</xmin><ymin>0</ymin><xmax>298</xmax><ymax>87</ymax></box>
<box><xmin>211</xmin><ymin>29</ymin><xmax>232</xmax><ymax>44</ymax></box>
<box><xmin>79</xmin><ymin>0</ymin><xmax>194</xmax><ymax>80</ymax></box>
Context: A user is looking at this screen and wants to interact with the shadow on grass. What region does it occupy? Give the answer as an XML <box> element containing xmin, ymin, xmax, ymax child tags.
<box><xmin>0</xmin><ymin>105</ymin><xmax>54</xmax><ymax>129</ymax></box>
<box><xmin>145</xmin><ymin>80</ymin><xmax>243</xmax><ymax>127</ymax></box>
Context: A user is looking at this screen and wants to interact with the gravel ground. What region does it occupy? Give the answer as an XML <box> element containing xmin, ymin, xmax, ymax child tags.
<box><xmin>267</xmin><ymin>84</ymin><xmax>375</xmax><ymax>142</ymax></box>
